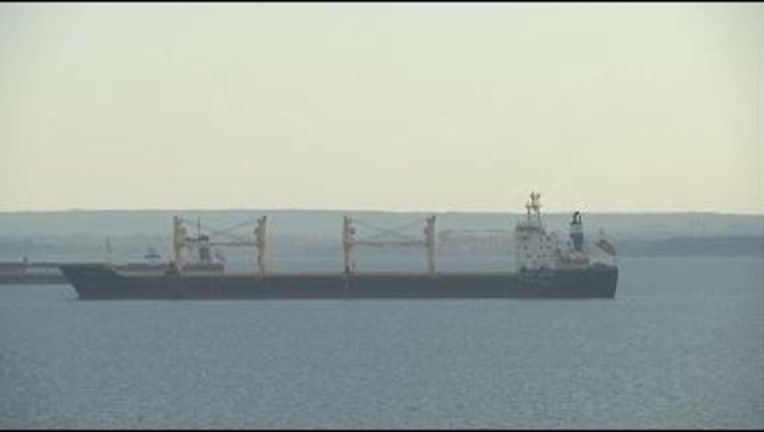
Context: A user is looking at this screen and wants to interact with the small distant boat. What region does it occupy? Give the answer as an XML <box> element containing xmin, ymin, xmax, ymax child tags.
<box><xmin>0</xmin><ymin>258</ymin><xmax>67</xmax><ymax>284</ymax></box>
<box><xmin>0</xmin><ymin>244</ymin><xmax>223</xmax><ymax>285</ymax></box>
<box><xmin>60</xmin><ymin>192</ymin><xmax>618</xmax><ymax>300</ymax></box>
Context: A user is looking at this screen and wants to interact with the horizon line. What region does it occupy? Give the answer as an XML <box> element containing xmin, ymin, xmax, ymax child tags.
<box><xmin>0</xmin><ymin>207</ymin><xmax>762</xmax><ymax>217</ymax></box>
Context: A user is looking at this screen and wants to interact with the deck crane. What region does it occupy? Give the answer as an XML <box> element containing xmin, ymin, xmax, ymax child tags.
<box><xmin>342</xmin><ymin>214</ymin><xmax>438</xmax><ymax>278</ymax></box>
<box><xmin>171</xmin><ymin>215</ymin><xmax>268</xmax><ymax>277</ymax></box>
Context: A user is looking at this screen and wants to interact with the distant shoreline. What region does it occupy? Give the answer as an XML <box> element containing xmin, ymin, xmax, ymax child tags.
<box><xmin>0</xmin><ymin>209</ymin><xmax>762</xmax><ymax>262</ymax></box>
<box><xmin>0</xmin><ymin>235</ymin><xmax>761</xmax><ymax>263</ymax></box>
<box><xmin>617</xmin><ymin>236</ymin><xmax>764</xmax><ymax>257</ymax></box>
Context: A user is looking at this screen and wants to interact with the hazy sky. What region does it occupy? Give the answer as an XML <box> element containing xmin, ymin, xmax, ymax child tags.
<box><xmin>1</xmin><ymin>2</ymin><xmax>762</xmax><ymax>213</ymax></box>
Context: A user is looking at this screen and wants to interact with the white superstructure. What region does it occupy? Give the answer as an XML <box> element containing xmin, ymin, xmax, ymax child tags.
<box><xmin>513</xmin><ymin>192</ymin><xmax>612</xmax><ymax>272</ymax></box>
<box><xmin>514</xmin><ymin>192</ymin><xmax>559</xmax><ymax>271</ymax></box>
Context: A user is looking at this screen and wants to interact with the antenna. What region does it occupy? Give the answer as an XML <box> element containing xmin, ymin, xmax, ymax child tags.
<box><xmin>424</xmin><ymin>215</ymin><xmax>436</xmax><ymax>278</ymax></box>
<box><xmin>342</xmin><ymin>216</ymin><xmax>356</xmax><ymax>275</ymax></box>
<box><xmin>105</xmin><ymin>237</ymin><xmax>112</xmax><ymax>264</ymax></box>
<box><xmin>172</xmin><ymin>216</ymin><xmax>186</xmax><ymax>273</ymax></box>
<box><xmin>255</xmin><ymin>215</ymin><xmax>267</xmax><ymax>278</ymax></box>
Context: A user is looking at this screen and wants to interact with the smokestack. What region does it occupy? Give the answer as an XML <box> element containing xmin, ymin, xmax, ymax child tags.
<box><xmin>570</xmin><ymin>211</ymin><xmax>584</xmax><ymax>252</ymax></box>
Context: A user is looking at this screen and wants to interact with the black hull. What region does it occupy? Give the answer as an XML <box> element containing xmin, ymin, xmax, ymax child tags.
<box><xmin>60</xmin><ymin>264</ymin><xmax>618</xmax><ymax>300</ymax></box>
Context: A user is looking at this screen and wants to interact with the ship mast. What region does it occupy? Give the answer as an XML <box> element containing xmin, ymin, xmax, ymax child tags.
<box><xmin>254</xmin><ymin>216</ymin><xmax>267</xmax><ymax>278</ymax></box>
<box><xmin>424</xmin><ymin>215</ymin><xmax>436</xmax><ymax>278</ymax></box>
<box><xmin>526</xmin><ymin>191</ymin><xmax>542</xmax><ymax>224</ymax></box>
<box><xmin>104</xmin><ymin>237</ymin><xmax>112</xmax><ymax>265</ymax></box>
<box><xmin>515</xmin><ymin>191</ymin><xmax>553</xmax><ymax>271</ymax></box>
<box><xmin>171</xmin><ymin>215</ymin><xmax>266</xmax><ymax>276</ymax></box>
<box><xmin>342</xmin><ymin>216</ymin><xmax>356</xmax><ymax>275</ymax></box>
<box><xmin>172</xmin><ymin>216</ymin><xmax>187</xmax><ymax>274</ymax></box>
<box><xmin>341</xmin><ymin>215</ymin><xmax>437</xmax><ymax>277</ymax></box>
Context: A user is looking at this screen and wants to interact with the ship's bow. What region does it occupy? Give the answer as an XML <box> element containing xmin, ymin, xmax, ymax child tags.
<box><xmin>59</xmin><ymin>264</ymin><xmax>127</xmax><ymax>300</ymax></box>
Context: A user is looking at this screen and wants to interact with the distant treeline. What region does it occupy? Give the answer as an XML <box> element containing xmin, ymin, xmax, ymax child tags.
<box><xmin>1</xmin><ymin>209</ymin><xmax>763</xmax><ymax>240</ymax></box>
<box><xmin>617</xmin><ymin>236</ymin><xmax>764</xmax><ymax>257</ymax></box>
<box><xmin>0</xmin><ymin>234</ymin><xmax>762</xmax><ymax>264</ymax></box>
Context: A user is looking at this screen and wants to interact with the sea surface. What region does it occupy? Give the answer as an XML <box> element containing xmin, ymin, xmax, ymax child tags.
<box><xmin>0</xmin><ymin>256</ymin><xmax>762</xmax><ymax>429</ymax></box>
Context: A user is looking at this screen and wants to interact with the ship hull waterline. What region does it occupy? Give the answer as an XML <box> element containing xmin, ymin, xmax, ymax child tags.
<box><xmin>60</xmin><ymin>264</ymin><xmax>618</xmax><ymax>300</ymax></box>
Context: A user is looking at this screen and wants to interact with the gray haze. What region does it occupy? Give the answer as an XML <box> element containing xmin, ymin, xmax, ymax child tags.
<box><xmin>1</xmin><ymin>3</ymin><xmax>763</xmax><ymax>213</ymax></box>
<box><xmin>0</xmin><ymin>210</ymin><xmax>761</xmax><ymax>271</ymax></box>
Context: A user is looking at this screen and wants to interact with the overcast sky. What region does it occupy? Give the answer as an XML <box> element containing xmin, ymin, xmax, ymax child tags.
<box><xmin>1</xmin><ymin>2</ymin><xmax>762</xmax><ymax>213</ymax></box>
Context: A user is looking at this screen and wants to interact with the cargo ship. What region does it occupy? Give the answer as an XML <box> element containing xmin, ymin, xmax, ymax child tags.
<box><xmin>60</xmin><ymin>193</ymin><xmax>618</xmax><ymax>300</ymax></box>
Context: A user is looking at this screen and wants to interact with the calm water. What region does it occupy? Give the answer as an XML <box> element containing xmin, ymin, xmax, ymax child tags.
<box><xmin>1</xmin><ymin>257</ymin><xmax>762</xmax><ymax>429</ymax></box>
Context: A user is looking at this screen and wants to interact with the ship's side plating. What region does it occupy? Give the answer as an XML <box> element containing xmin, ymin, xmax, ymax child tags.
<box><xmin>60</xmin><ymin>265</ymin><xmax>617</xmax><ymax>300</ymax></box>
